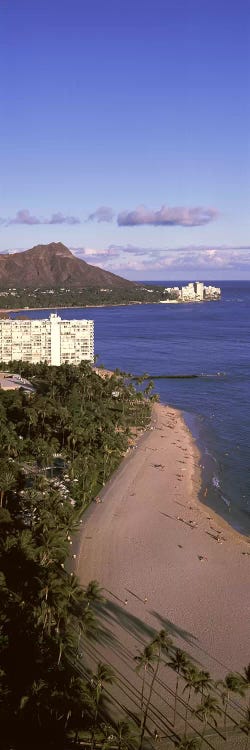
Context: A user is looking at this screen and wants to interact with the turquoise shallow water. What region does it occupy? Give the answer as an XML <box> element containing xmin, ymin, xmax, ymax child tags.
<box><xmin>12</xmin><ymin>281</ymin><xmax>250</xmax><ymax>536</ymax></box>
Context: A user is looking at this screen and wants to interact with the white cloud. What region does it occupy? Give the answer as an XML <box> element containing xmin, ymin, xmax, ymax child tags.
<box><xmin>117</xmin><ymin>205</ymin><xmax>219</xmax><ymax>227</ymax></box>
<box><xmin>6</xmin><ymin>209</ymin><xmax>80</xmax><ymax>225</ymax></box>
<box><xmin>71</xmin><ymin>244</ymin><xmax>250</xmax><ymax>273</ymax></box>
<box><xmin>72</xmin><ymin>246</ymin><xmax>120</xmax><ymax>261</ymax></box>
<box><xmin>87</xmin><ymin>206</ymin><xmax>114</xmax><ymax>223</ymax></box>
<box><xmin>1</xmin><ymin>239</ymin><xmax>249</xmax><ymax>277</ymax></box>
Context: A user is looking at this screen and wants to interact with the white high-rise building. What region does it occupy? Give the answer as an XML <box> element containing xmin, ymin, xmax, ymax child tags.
<box><xmin>194</xmin><ymin>282</ymin><xmax>204</xmax><ymax>300</ymax></box>
<box><xmin>181</xmin><ymin>283</ymin><xmax>196</xmax><ymax>301</ymax></box>
<box><xmin>0</xmin><ymin>314</ymin><xmax>94</xmax><ymax>365</ymax></box>
<box><xmin>181</xmin><ymin>282</ymin><xmax>205</xmax><ymax>301</ymax></box>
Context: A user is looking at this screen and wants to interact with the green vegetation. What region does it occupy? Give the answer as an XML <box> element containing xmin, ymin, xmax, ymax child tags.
<box><xmin>0</xmin><ymin>362</ymin><xmax>249</xmax><ymax>749</ymax></box>
<box><xmin>0</xmin><ymin>285</ymin><xmax>166</xmax><ymax>310</ymax></box>
<box><xmin>0</xmin><ymin>362</ymin><xmax>152</xmax><ymax>748</ymax></box>
<box><xmin>133</xmin><ymin>637</ymin><xmax>250</xmax><ymax>750</ymax></box>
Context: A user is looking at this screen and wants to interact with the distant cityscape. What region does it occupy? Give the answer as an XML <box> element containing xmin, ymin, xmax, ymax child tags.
<box><xmin>160</xmin><ymin>281</ymin><xmax>221</xmax><ymax>303</ymax></box>
<box><xmin>0</xmin><ymin>283</ymin><xmax>221</xmax><ymax>368</ymax></box>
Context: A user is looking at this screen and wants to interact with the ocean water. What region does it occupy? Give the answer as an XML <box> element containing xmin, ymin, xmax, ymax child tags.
<box><xmin>11</xmin><ymin>281</ymin><xmax>250</xmax><ymax>536</ymax></box>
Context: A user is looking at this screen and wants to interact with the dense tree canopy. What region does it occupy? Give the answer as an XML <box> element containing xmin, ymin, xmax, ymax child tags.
<box><xmin>0</xmin><ymin>362</ymin><xmax>248</xmax><ymax>749</ymax></box>
<box><xmin>0</xmin><ymin>362</ymin><xmax>151</xmax><ymax>748</ymax></box>
<box><xmin>0</xmin><ymin>285</ymin><xmax>165</xmax><ymax>310</ymax></box>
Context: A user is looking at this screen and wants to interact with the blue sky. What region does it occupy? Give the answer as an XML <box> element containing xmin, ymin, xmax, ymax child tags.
<box><xmin>0</xmin><ymin>0</ymin><xmax>249</xmax><ymax>279</ymax></box>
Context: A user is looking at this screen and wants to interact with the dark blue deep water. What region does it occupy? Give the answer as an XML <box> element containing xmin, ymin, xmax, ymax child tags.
<box><xmin>12</xmin><ymin>281</ymin><xmax>250</xmax><ymax>536</ymax></box>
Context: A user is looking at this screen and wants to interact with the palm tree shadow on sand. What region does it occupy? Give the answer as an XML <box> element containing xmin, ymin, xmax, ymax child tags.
<box><xmin>96</xmin><ymin>598</ymin><xmax>196</xmax><ymax>648</ymax></box>
<box><xmin>88</xmin><ymin>599</ymin><xmax>198</xmax><ymax>671</ymax></box>
<box><xmin>78</xmin><ymin>601</ymin><xmax>246</xmax><ymax>749</ymax></box>
<box><xmin>152</xmin><ymin>611</ymin><xmax>234</xmax><ymax>673</ymax></box>
<box><xmin>88</xmin><ymin>597</ymin><xmax>231</xmax><ymax>676</ymax></box>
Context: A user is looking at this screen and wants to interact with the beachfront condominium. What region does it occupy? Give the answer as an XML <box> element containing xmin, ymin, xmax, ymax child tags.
<box><xmin>0</xmin><ymin>314</ymin><xmax>94</xmax><ymax>365</ymax></box>
<box><xmin>181</xmin><ymin>282</ymin><xmax>204</xmax><ymax>301</ymax></box>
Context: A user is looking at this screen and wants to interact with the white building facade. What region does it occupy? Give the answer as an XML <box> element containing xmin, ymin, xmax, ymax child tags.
<box><xmin>163</xmin><ymin>282</ymin><xmax>221</xmax><ymax>302</ymax></box>
<box><xmin>0</xmin><ymin>314</ymin><xmax>94</xmax><ymax>365</ymax></box>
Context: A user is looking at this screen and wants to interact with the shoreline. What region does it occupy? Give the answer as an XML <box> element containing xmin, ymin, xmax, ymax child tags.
<box><xmin>181</xmin><ymin>410</ymin><xmax>250</xmax><ymax>546</ymax></box>
<box><xmin>1</xmin><ymin>303</ymin><xmax>153</xmax><ymax>314</ymax></box>
<box><xmin>95</xmin><ymin>368</ymin><xmax>250</xmax><ymax>543</ymax></box>
<box><xmin>75</xmin><ymin>402</ymin><xmax>249</xmax><ymax>687</ymax></box>
<box><xmin>0</xmin><ymin>297</ymin><xmax>220</xmax><ymax>314</ymax></box>
<box><xmin>0</xmin><ymin>303</ymin><xmax>145</xmax><ymax>312</ymax></box>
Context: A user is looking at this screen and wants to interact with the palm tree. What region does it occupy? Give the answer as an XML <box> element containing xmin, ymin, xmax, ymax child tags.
<box><xmin>36</xmin><ymin>399</ymin><xmax>54</xmax><ymax>438</ymax></box>
<box><xmin>25</xmin><ymin>407</ymin><xmax>38</xmax><ymax>439</ymax></box>
<box><xmin>77</xmin><ymin>605</ymin><xmax>98</xmax><ymax>647</ymax></box>
<box><xmin>85</xmin><ymin>579</ymin><xmax>105</xmax><ymax>608</ymax></box>
<box><xmin>101</xmin><ymin>437</ymin><xmax>120</xmax><ymax>485</ymax></box>
<box><xmin>195</xmin><ymin>670</ymin><xmax>214</xmax><ymax>700</ymax></box>
<box><xmin>0</xmin><ymin>465</ymin><xmax>16</xmax><ymax>508</ymax></box>
<box><xmin>35</xmin><ymin>438</ymin><xmax>54</xmax><ymax>471</ymax></box>
<box><xmin>236</xmin><ymin>707</ymin><xmax>250</xmax><ymax>749</ymax></box>
<box><xmin>244</xmin><ymin>664</ymin><xmax>250</xmax><ymax>708</ymax></box>
<box><xmin>182</xmin><ymin>664</ymin><xmax>201</xmax><ymax>735</ymax></box>
<box><xmin>168</xmin><ymin>649</ymin><xmax>190</xmax><ymax>726</ymax></box>
<box><xmin>149</xmin><ymin>393</ymin><xmax>159</xmax><ymax>404</ymax></box>
<box><xmin>55</xmin><ymin>626</ymin><xmax>76</xmax><ymax>667</ymax></box>
<box><xmin>152</xmin><ymin>628</ymin><xmax>173</xmax><ymax>657</ymax></box>
<box><xmin>67</xmin><ymin>432</ymin><xmax>77</xmax><ymax>462</ymax></box>
<box><xmin>144</xmin><ymin>380</ymin><xmax>154</xmax><ymax>398</ymax></box>
<box><xmin>18</xmin><ymin>678</ymin><xmax>49</xmax><ymax>727</ymax></box>
<box><xmin>62</xmin><ymin>674</ymin><xmax>95</xmax><ymax>736</ymax></box>
<box><xmin>1</xmin><ymin>424</ymin><xmax>20</xmax><ymax>458</ymax></box>
<box><xmin>134</xmin><ymin>643</ymin><xmax>158</xmax><ymax>733</ymax></box>
<box><xmin>195</xmin><ymin>695</ymin><xmax>222</xmax><ymax>748</ymax></box>
<box><xmin>64</xmin><ymin>573</ymin><xmax>86</xmax><ymax>609</ymax></box>
<box><xmin>139</xmin><ymin>630</ymin><xmax>173</xmax><ymax>749</ymax></box>
<box><xmin>174</xmin><ymin>737</ymin><xmax>201</xmax><ymax>749</ymax></box>
<box><xmin>90</xmin><ymin>662</ymin><xmax>115</xmax><ymax>749</ymax></box>
<box><xmin>37</xmin><ymin>528</ymin><xmax>69</xmax><ymax>567</ymax></box>
<box><xmin>107</xmin><ymin>720</ymin><xmax>139</xmax><ymax>750</ymax></box>
<box><xmin>219</xmin><ymin>671</ymin><xmax>247</xmax><ymax>735</ymax></box>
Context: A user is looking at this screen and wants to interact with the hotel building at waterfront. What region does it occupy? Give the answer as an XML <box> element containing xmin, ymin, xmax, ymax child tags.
<box><xmin>0</xmin><ymin>314</ymin><xmax>94</xmax><ymax>365</ymax></box>
<box><xmin>163</xmin><ymin>282</ymin><xmax>221</xmax><ymax>302</ymax></box>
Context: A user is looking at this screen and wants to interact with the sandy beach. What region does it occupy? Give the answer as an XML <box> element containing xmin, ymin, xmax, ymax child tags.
<box><xmin>75</xmin><ymin>403</ymin><xmax>250</xmax><ymax>743</ymax></box>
